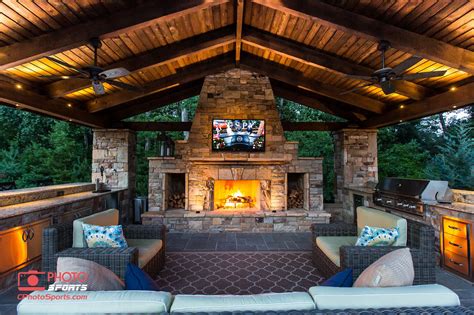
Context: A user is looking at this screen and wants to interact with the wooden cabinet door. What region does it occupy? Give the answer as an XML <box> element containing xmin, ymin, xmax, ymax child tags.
<box><xmin>0</xmin><ymin>227</ymin><xmax>28</xmax><ymax>274</ymax></box>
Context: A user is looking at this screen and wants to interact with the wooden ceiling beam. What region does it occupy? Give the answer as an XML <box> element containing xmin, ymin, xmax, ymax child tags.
<box><xmin>253</xmin><ymin>0</ymin><xmax>474</xmax><ymax>74</ymax></box>
<box><xmin>270</xmin><ymin>79</ymin><xmax>366</xmax><ymax>122</ymax></box>
<box><xmin>46</xmin><ymin>26</ymin><xmax>235</xmax><ymax>98</ymax></box>
<box><xmin>0</xmin><ymin>0</ymin><xmax>227</xmax><ymax>70</ymax></box>
<box><xmin>114</xmin><ymin>121</ymin><xmax>193</xmax><ymax>131</ymax></box>
<box><xmin>243</xmin><ymin>27</ymin><xmax>432</xmax><ymax>101</ymax></box>
<box><xmin>240</xmin><ymin>52</ymin><xmax>386</xmax><ymax>114</ymax></box>
<box><xmin>87</xmin><ymin>54</ymin><xmax>234</xmax><ymax>113</ymax></box>
<box><xmin>104</xmin><ymin>80</ymin><xmax>203</xmax><ymax>122</ymax></box>
<box><xmin>281</xmin><ymin>121</ymin><xmax>348</xmax><ymax>131</ymax></box>
<box><xmin>362</xmin><ymin>82</ymin><xmax>474</xmax><ymax>128</ymax></box>
<box><xmin>235</xmin><ymin>0</ymin><xmax>244</xmax><ymax>66</ymax></box>
<box><xmin>0</xmin><ymin>81</ymin><xmax>104</xmax><ymax>128</ymax></box>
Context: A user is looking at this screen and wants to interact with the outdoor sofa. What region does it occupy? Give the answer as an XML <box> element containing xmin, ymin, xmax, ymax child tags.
<box><xmin>312</xmin><ymin>206</ymin><xmax>436</xmax><ymax>284</ymax></box>
<box><xmin>17</xmin><ymin>284</ymin><xmax>471</xmax><ymax>314</ymax></box>
<box><xmin>42</xmin><ymin>209</ymin><xmax>166</xmax><ymax>280</ymax></box>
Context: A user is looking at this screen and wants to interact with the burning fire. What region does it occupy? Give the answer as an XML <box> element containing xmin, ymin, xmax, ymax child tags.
<box><xmin>214</xmin><ymin>180</ymin><xmax>258</xmax><ymax>210</ymax></box>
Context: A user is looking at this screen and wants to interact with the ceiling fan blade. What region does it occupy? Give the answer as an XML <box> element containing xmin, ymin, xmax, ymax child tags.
<box><xmin>398</xmin><ymin>70</ymin><xmax>447</xmax><ymax>81</ymax></box>
<box><xmin>340</xmin><ymin>82</ymin><xmax>374</xmax><ymax>95</ymax></box>
<box><xmin>380</xmin><ymin>80</ymin><xmax>396</xmax><ymax>94</ymax></box>
<box><xmin>46</xmin><ymin>56</ymin><xmax>89</xmax><ymax>76</ymax></box>
<box><xmin>392</xmin><ymin>56</ymin><xmax>423</xmax><ymax>74</ymax></box>
<box><xmin>99</xmin><ymin>68</ymin><xmax>130</xmax><ymax>79</ymax></box>
<box><xmin>104</xmin><ymin>79</ymin><xmax>141</xmax><ymax>91</ymax></box>
<box><xmin>345</xmin><ymin>74</ymin><xmax>376</xmax><ymax>81</ymax></box>
<box><xmin>92</xmin><ymin>80</ymin><xmax>105</xmax><ymax>95</ymax></box>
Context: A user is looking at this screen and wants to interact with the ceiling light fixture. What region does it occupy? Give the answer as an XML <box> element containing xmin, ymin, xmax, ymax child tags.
<box><xmin>399</xmin><ymin>104</ymin><xmax>405</xmax><ymax>109</ymax></box>
<box><xmin>67</xmin><ymin>103</ymin><xmax>72</xmax><ymax>108</ymax></box>
<box><xmin>450</xmin><ymin>86</ymin><xmax>457</xmax><ymax>91</ymax></box>
<box><xmin>61</xmin><ymin>76</ymin><xmax>70</xmax><ymax>79</ymax></box>
<box><xmin>15</xmin><ymin>84</ymin><xmax>22</xmax><ymax>89</ymax></box>
<box><xmin>452</xmin><ymin>105</ymin><xmax>457</xmax><ymax>109</ymax></box>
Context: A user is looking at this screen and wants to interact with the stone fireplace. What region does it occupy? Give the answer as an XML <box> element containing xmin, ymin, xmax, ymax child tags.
<box><xmin>144</xmin><ymin>69</ymin><xmax>330</xmax><ymax>231</ymax></box>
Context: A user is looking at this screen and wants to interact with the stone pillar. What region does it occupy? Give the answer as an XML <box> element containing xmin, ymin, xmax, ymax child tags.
<box><xmin>333</xmin><ymin>129</ymin><xmax>378</xmax><ymax>222</ymax></box>
<box><xmin>92</xmin><ymin>129</ymin><xmax>136</xmax><ymax>204</ymax></box>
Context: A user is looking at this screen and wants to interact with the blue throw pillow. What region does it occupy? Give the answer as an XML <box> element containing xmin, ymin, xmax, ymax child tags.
<box><xmin>355</xmin><ymin>226</ymin><xmax>399</xmax><ymax>246</ymax></box>
<box><xmin>82</xmin><ymin>223</ymin><xmax>128</xmax><ymax>248</ymax></box>
<box><xmin>320</xmin><ymin>268</ymin><xmax>353</xmax><ymax>287</ymax></box>
<box><xmin>125</xmin><ymin>263</ymin><xmax>160</xmax><ymax>291</ymax></box>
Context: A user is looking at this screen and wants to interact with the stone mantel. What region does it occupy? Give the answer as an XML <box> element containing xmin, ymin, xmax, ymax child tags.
<box><xmin>149</xmin><ymin>156</ymin><xmax>322</xmax><ymax>165</ymax></box>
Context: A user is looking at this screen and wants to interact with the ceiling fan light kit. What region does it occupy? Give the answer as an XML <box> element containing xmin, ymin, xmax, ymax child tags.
<box><xmin>43</xmin><ymin>38</ymin><xmax>139</xmax><ymax>95</ymax></box>
<box><xmin>342</xmin><ymin>40</ymin><xmax>447</xmax><ymax>96</ymax></box>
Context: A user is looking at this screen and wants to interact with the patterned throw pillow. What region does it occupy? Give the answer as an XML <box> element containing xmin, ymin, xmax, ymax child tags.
<box><xmin>82</xmin><ymin>223</ymin><xmax>128</xmax><ymax>248</ymax></box>
<box><xmin>355</xmin><ymin>225</ymin><xmax>399</xmax><ymax>246</ymax></box>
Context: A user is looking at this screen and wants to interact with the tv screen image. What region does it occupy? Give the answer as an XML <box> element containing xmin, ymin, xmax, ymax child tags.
<box><xmin>212</xmin><ymin>119</ymin><xmax>265</xmax><ymax>151</ymax></box>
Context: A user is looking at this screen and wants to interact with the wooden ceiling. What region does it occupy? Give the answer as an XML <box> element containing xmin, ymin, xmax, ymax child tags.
<box><xmin>0</xmin><ymin>0</ymin><xmax>472</xmax><ymax>130</ymax></box>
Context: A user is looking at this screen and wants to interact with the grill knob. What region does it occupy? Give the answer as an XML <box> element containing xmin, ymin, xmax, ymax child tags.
<box><xmin>386</xmin><ymin>200</ymin><xmax>393</xmax><ymax>204</ymax></box>
<box><xmin>409</xmin><ymin>205</ymin><xmax>417</xmax><ymax>209</ymax></box>
<box><xmin>396</xmin><ymin>202</ymin><xmax>403</xmax><ymax>206</ymax></box>
<box><xmin>375</xmin><ymin>198</ymin><xmax>382</xmax><ymax>202</ymax></box>
<box><xmin>402</xmin><ymin>203</ymin><xmax>409</xmax><ymax>208</ymax></box>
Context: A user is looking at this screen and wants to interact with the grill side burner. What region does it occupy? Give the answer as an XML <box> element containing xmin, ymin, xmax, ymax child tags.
<box><xmin>374</xmin><ymin>178</ymin><xmax>453</xmax><ymax>216</ymax></box>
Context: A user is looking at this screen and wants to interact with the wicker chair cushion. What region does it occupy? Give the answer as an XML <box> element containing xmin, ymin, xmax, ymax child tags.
<box><xmin>308</xmin><ymin>284</ymin><xmax>460</xmax><ymax>310</ymax></box>
<box><xmin>127</xmin><ymin>239</ymin><xmax>163</xmax><ymax>268</ymax></box>
<box><xmin>356</xmin><ymin>207</ymin><xmax>407</xmax><ymax>246</ymax></box>
<box><xmin>73</xmin><ymin>209</ymin><xmax>119</xmax><ymax>248</ymax></box>
<box><xmin>315</xmin><ymin>236</ymin><xmax>358</xmax><ymax>267</ymax></box>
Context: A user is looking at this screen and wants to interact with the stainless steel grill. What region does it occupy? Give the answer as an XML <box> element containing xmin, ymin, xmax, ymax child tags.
<box><xmin>373</xmin><ymin>178</ymin><xmax>453</xmax><ymax>216</ymax></box>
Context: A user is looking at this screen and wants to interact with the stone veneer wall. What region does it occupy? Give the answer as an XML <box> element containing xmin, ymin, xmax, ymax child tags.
<box><xmin>92</xmin><ymin>129</ymin><xmax>136</xmax><ymax>213</ymax></box>
<box><xmin>333</xmin><ymin>129</ymin><xmax>378</xmax><ymax>223</ymax></box>
<box><xmin>148</xmin><ymin>69</ymin><xmax>325</xmax><ymax>215</ymax></box>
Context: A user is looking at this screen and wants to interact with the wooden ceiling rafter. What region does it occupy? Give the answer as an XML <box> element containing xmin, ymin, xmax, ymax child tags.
<box><xmin>252</xmin><ymin>0</ymin><xmax>474</xmax><ymax>74</ymax></box>
<box><xmin>46</xmin><ymin>26</ymin><xmax>236</xmax><ymax>98</ymax></box>
<box><xmin>104</xmin><ymin>80</ymin><xmax>204</xmax><ymax>122</ymax></box>
<box><xmin>235</xmin><ymin>0</ymin><xmax>245</xmax><ymax>66</ymax></box>
<box><xmin>240</xmin><ymin>52</ymin><xmax>387</xmax><ymax>114</ymax></box>
<box><xmin>362</xmin><ymin>82</ymin><xmax>474</xmax><ymax>128</ymax></box>
<box><xmin>87</xmin><ymin>54</ymin><xmax>235</xmax><ymax>113</ymax></box>
<box><xmin>0</xmin><ymin>0</ymin><xmax>228</xmax><ymax>70</ymax></box>
<box><xmin>243</xmin><ymin>27</ymin><xmax>433</xmax><ymax>101</ymax></box>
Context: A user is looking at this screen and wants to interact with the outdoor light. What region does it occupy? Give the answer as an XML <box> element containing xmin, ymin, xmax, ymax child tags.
<box><xmin>67</xmin><ymin>103</ymin><xmax>72</xmax><ymax>108</ymax></box>
<box><xmin>156</xmin><ymin>132</ymin><xmax>174</xmax><ymax>157</ymax></box>
<box><xmin>450</xmin><ymin>86</ymin><xmax>457</xmax><ymax>91</ymax></box>
<box><xmin>15</xmin><ymin>84</ymin><xmax>22</xmax><ymax>89</ymax></box>
<box><xmin>61</xmin><ymin>76</ymin><xmax>70</xmax><ymax>79</ymax></box>
<box><xmin>399</xmin><ymin>104</ymin><xmax>405</xmax><ymax>109</ymax></box>
<box><xmin>453</xmin><ymin>105</ymin><xmax>457</xmax><ymax>109</ymax></box>
<box><xmin>399</xmin><ymin>120</ymin><xmax>403</xmax><ymax>123</ymax></box>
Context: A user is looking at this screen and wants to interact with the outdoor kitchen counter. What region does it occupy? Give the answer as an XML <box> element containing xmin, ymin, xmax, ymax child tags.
<box><xmin>430</xmin><ymin>202</ymin><xmax>474</xmax><ymax>215</ymax></box>
<box><xmin>0</xmin><ymin>188</ymin><xmax>126</xmax><ymax>220</ymax></box>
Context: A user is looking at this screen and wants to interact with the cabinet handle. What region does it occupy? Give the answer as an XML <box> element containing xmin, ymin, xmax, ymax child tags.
<box><xmin>448</xmin><ymin>241</ymin><xmax>462</xmax><ymax>248</ymax></box>
<box><xmin>447</xmin><ymin>225</ymin><xmax>460</xmax><ymax>230</ymax></box>
<box><xmin>28</xmin><ymin>228</ymin><xmax>35</xmax><ymax>240</ymax></box>
<box><xmin>21</xmin><ymin>230</ymin><xmax>28</xmax><ymax>242</ymax></box>
<box><xmin>449</xmin><ymin>259</ymin><xmax>463</xmax><ymax>267</ymax></box>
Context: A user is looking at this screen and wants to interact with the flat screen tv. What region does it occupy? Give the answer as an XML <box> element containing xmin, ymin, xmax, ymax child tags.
<box><xmin>212</xmin><ymin>119</ymin><xmax>265</xmax><ymax>152</ymax></box>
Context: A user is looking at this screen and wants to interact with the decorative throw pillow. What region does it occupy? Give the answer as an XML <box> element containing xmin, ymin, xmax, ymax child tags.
<box><xmin>353</xmin><ymin>248</ymin><xmax>414</xmax><ymax>287</ymax></box>
<box><xmin>355</xmin><ymin>225</ymin><xmax>399</xmax><ymax>246</ymax></box>
<box><xmin>82</xmin><ymin>223</ymin><xmax>128</xmax><ymax>248</ymax></box>
<box><xmin>55</xmin><ymin>257</ymin><xmax>124</xmax><ymax>291</ymax></box>
<box><xmin>321</xmin><ymin>268</ymin><xmax>353</xmax><ymax>287</ymax></box>
<box><xmin>125</xmin><ymin>263</ymin><xmax>160</xmax><ymax>291</ymax></box>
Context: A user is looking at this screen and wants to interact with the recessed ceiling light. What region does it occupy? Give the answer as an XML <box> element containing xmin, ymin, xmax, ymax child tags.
<box><xmin>399</xmin><ymin>104</ymin><xmax>405</xmax><ymax>109</ymax></box>
<box><xmin>15</xmin><ymin>103</ymin><xmax>19</xmax><ymax>107</ymax></box>
<box><xmin>67</xmin><ymin>103</ymin><xmax>72</xmax><ymax>108</ymax></box>
<box><xmin>15</xmin><ymin>84</ymin><xmax>22</xmax><ymax>89</ymax></box>
<box><xmin>399</xmin><ymin>120</ymin><xmax>403</xmax><ymax>123</ymax></box>
<box><xmin>61</xmin><ymin>76</ymin><xmax>70</xmax><ymax>79</ymax></box>
<box><xmin>450</xmin><ymin>86</ymin><xmax>457</xmax><ymax>91</ymax></box>
<box><xmin>452</xmin><ymin>105</ymin><xmax>457</xmax><ymax>109</ymax></box>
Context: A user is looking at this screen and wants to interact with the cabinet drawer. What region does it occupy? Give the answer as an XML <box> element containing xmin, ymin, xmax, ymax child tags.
<box><xmin>444</xmin><ymin>250</ymin><xmax>470</xmax><ymax>276</ymax></box>
<box><xmin>443</xmin><ymin>234</ymin><xmax>469</xmax><ymax>257</ymax></box>
<box><xmin>443</xmin><ymin>218</ymin><xmax>468</xmax><ymax>238</ymax></box>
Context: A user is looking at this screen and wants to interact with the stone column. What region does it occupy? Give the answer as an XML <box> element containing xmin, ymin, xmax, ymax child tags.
<box><xmin>92</xmin><ymin>129</ymin><xmax>136</xmax><ymax>216</ymax></box>
<box><xmin>333</xmin><ymin>129</ymin><xmax>378</xmax><ymax>222</ymax></box>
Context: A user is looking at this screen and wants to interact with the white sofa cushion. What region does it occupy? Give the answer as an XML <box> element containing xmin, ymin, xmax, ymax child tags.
<box><xmin>315</xmin><ymin>236</ymin><xmax>358</xmax><ymax>267</ymax></box>
<box><xmin>357</xmin><ymin>207</ymin><xmax>407</xmax><ymax>246</ymax></box>
<box><xmin>73</xmin><ymin>209</ymin><xmax>119</xmax><ymax>248</ymax></box>
<box><xmin>17</xmin><ymin>290</ymin><xmax>172</xmax><ymax>314</ymax></box>
<box><xmin>170</xmin><ymin>292</ymin><xmax>315</xmax><ymax>313</ymax></box>
<box><xmin>127</xmin><ymin>239</ymin><xmax>163</xmax><ymax>268</ymax></box>
<box><xmin>309</xmin><ymin>284</ymin><xmax>460</xmax><ymax>310</ymax></box>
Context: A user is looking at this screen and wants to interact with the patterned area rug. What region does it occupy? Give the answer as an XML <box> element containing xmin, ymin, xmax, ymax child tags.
<box><xmin>156</xmin><ymin>252</ymin><xmax>324</xmax><ymax>295</ymax></box>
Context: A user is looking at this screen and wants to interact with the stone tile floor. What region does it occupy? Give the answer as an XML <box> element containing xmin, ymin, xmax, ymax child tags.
<box><xmin>1</xmin><ymin>232</ymin><xmax>473</xmax><ymax>314</ymax></box>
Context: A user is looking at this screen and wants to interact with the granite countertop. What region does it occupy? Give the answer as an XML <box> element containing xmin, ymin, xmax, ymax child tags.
<box><xmin>430</xmin><ymin>202</ymin><xmax>474</xmax><ymax>215</ymax></box>
<box><xmin>344</xmin><ymin>186</ymin><xmax>375</xmax><ymax>194</ymax></box>
<box><xmin>0</xmin><ymin>188</ymin><xmax>126</xmax><ymax>219</ymax></box>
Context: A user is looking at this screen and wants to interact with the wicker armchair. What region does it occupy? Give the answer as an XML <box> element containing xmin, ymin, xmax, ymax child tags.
<box><xmin>311</xmin><ymin>220</ymin><xmax>436</xmax><ymax>284</ymax></box>
<box><xmin>42</xmin><ymin>223</ymin><xmax>166</xmax><ymax>281</ymax></box>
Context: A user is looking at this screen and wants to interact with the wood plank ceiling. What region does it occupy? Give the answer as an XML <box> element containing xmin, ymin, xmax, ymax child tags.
<box><xmin>0</xmin><ymin>0</ymin><xmax>472</xmax><ymax>130</ymax></box>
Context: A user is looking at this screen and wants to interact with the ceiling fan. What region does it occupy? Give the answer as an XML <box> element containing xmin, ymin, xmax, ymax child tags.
<box><xmin>41</xmin><ymin>37</ymin><xmax>140</xmax><ymax>95</ymax></box>
<box><xmin>341</xmin><ymin>40</ymin><xmax>446</xmax><ymax>95</ymax></box>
